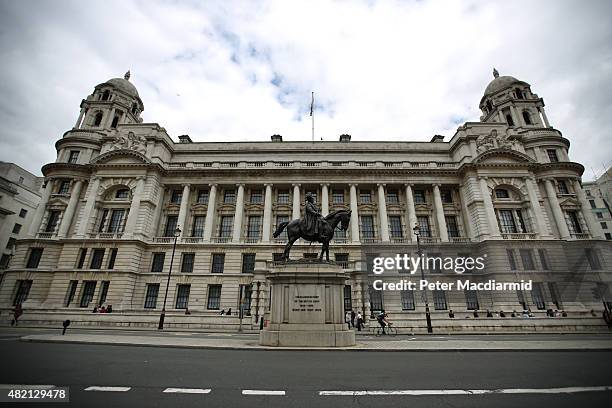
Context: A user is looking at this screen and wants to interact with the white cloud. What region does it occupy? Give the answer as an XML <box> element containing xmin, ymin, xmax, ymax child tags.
<box><xmin>0</xmin><ymin>0</ymin><xmax>611</xmax><ymax>178</ymax></box>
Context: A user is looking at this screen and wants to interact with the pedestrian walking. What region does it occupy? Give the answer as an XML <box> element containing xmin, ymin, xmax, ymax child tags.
<box><xmin>356</xmin><ymin>312</ymin><xmax>363</xmax><ymax>331</ymax></box>
<box><xmin>12</xmin><ymin>304</ymin><xmax>23</xmax><ymax>326</ymax></box>
<box><xmin>350</xmin><ymin>310</ymin><xmax>355</xmax><ymax>328</ymax></box>
<box><xmin>345</xmin><ymin>310</ymin><xmax>351</xmax><ymax>329</ymax></box>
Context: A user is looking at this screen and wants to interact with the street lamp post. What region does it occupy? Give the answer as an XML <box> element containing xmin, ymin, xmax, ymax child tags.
<box><xmin>413</xmin><ymin>224</ymin><xmax>433</xmax><ymax>334</ymax></box>
<box><xmin>158</xmin><ymin>227</ymin><xmax>181</xmax><ymax>330</ymax></box>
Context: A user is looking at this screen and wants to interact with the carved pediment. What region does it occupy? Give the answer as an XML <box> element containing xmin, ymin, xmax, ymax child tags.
<box><xmin>92</xmin><ymin>149</ymin><xmax>151</xmax><ymax>165</ymax></box>
<box><xmin>475</xmin><ymin>148</ymin><xmax>534</xmax><ymax>164</ymax></box>
<box><xmin>558</xmin><ymin>196</ymin><xmax>580</xmax><ymax>207</ymax></box>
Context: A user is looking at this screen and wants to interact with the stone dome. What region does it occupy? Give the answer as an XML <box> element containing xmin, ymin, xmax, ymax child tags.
<box><xmin>101</xmin><ymin>71</ymin><xmax>139</xmax><ymax>98</ymax></box>
<box><xmin>484</xmin><ymin>75</ymin><xmax>521</xmax><ymax>96</ymax></box>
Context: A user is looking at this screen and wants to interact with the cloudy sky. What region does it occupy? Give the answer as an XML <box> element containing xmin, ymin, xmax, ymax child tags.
<box><xmin>0</xmin><ymin>0</ymin><xmax>611</xmax><ymax>179</ymax></box>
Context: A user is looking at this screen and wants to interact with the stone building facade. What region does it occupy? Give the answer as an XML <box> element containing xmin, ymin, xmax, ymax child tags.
<box><xmin>583</xmin><ymin>169</ymin><xmax>612</xmax><ymax>241</ymax></box>
<box><xmin>1</xmin><ymin>69</ymin><xmax>610</xmax><ymax>332</ymax></box>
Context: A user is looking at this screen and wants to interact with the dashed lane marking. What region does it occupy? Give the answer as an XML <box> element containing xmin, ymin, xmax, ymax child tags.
<box><xmin>319</xmin><ymin>386</ymin><xmax>612</xmax><ymax>396</ymax></box>
<box><xmin>242</xmin><ymin>390</ymin><xmax>286</xmax><ymax>396</ymax></box>
<box><xmin>84</xmin><ymin>386</ymin><xmax>131</xmax><ymax>392</ymax></box>
<box><xmin>163</xmin><ymin>388</ymin><xmax>211</xmax><ymax>394</ymax></box>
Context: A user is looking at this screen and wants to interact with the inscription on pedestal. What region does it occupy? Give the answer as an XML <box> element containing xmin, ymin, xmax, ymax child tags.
<box><xmin>292</xmin><ymin>295</ymin><xmax>322</xmax><ymax>312</ymax></box>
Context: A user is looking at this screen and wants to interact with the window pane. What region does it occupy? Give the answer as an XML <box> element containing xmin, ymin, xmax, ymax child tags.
<box><xmin>90</xmin><ymin>249</ymin><xmax>105</xmax><ymax>269</ymax></box>
<box><xmin>531</xmin><ymin>282</ymin><xmax>546</xmax><ymax>310</ymax></box>
<box><xmin>224</xmin><ymin>190</ymin><xmax>236</xmax><ymax>204</ymax></box>
<box><xmin>242</xmin><ymin>253</ymin><xmax>256</xmax><ymax>273</ymax></box>
<box><xmin>520</xmin><ymin>249</ymin><xmax>535</xmax><ymax>270</ymax></box>
<box><xmin>445</xmin><ymin>216</ymin><xmax>459</xmax><ymax>237</ymax></box>
<box><xmin>400</xmin><ymin>290</ymin><xmax>415</xmax><ymax>310</ymax></box>
<box><xmin>26</xmin><ymin>248</ymin><xmax>43</xmax><ymax>268</ymax></box>
<box><xmin>277</xmin><ymin>191</ymin><xmax>289</xmax><ymax>204</ymax></box>
<box><xmin>151</xmin><ymin>253</ymin><xmax>165</xmax><ymax>272</ymax></box>
<box><xmin>220</xmin><ymin>216</ymin><xmax>233</xmax><ymax>237</ymax></box>
<box><xmin>211</xmin><ymin>253</ymin><xmax>225</xmax><ymax>273</ymax></box>
<box><xmin>369</xmin><ymin>286</ymin><xmax>383</xmax><ymax>311</ymax></box>
<box><xmin>191</xmin><ymin>216</ymin><xmax>205</xmax><ymax>237</ymax></box>
<box><xmin>417</xmin><ymin>216</ymin><xmax>430</xmax><ymax>237</ymax></box>
<box><xmin>247</xmin><ymin>216</ymin><xmax>261</xmax><ymax>238</ymax></box>
<box><xmin>80</xmin><ymin>281</ymin><xmax>96</xmax><ymax>308</ymax></box>
<box><xmin>164</xmin><ymin>215</ymin><xmax>178</xmax><ymax>237</ymax></box>
<box><xmin>498</xmin><ymin>209</ymin><xmax>517</xmax><ymax>233</ymax></box>
<box><xmin>413</xmin><ymin>190</ymin><xmax>426</xmax><ymax>204</ymax></box>
<box><xmin>207</xmin><ymin>285</ymin><xmax>222</xmax><ymax>309</ymax></box>
<box><xmin>107</xmin><ymin>209</ymin><xmax>126</xmax><ymax>233</ymax></box>
<box><xmin>389</xmin><ymin>216</ymin><xmax>403</xmax><ymax>238</ymax></box>
<box><xmin>181</xmin><ymin>253</ymin><xmax>195</xmax><ymax>273</ymax></box>
<box><xmin>433</xmin><ymin>290</ymin><xmax>447</xmax><ymax>310</ymax></box>
<box><xmin>360</xmin><ymin>215</ymin><xmax>375</xmax><ymax>238</ymax></box>
<box><xmin>465</xmin><ymin>290</ymin><xmax>479</xmax><ymax>310</ymax></box>
<box><xmin>175</xmin><ymin>284</ymin><xmax>191</xmax><ymax>309</ymax></box>
<box><xmin>13</xmin><ymin>280</ymin><xmax>32</xmax><ymax>305</ymax></box>
<box><xmin>144</xmin><ymin>284</ymin><xmax>160</xmax><ymax>309</ymax></box>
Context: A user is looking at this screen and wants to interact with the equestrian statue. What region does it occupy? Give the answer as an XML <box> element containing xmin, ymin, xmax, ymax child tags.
<box><xmin>272</xmin><ymin>192</ymin><xmax>351</xmax><ymax>261</ymax></box>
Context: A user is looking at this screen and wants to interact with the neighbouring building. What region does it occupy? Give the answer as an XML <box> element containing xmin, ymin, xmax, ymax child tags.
<box><xmin>0</xmin><ymin>162</ymin><xmax>43</xmax><ymax>273</ymax></box>
<box><xmin>583</xmin><ymin>168</ymin><xmax>612</xmax><ymax>241</ymax></box>
<box><xmin>0</xmin><ymin>69</ymin><xmax>610</xmax><ymax>332</ymax></box>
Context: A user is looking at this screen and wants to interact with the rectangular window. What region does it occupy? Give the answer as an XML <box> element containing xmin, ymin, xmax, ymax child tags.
<box><xmin>98</xmin><ymin>209</ymin><xmax>109</xmax><ymax>232</ymax></box>
<box><xmin>241</xmin><ymin>253</ymin><xmax>256</xmax><ymax>273</ymax></box>
<box><xmin>495</xmin><ymin>189</ymin><xmax>510</xmax><ymax>199</ymax></box>
<box><xmin>164</xmin><ymin>215</ymin><xmax>178</xmax><ymax>237</ymax></box>
<box><xmin>107</xmin><ymin>248</ymin><xmax>118</xmax><ymax>269</ymax></box>
<box><xmin>360</xmin><ymin>215</ymin><xmax>375</xmax><ymax>238</ymax></box>
<box><xmin>239</xmin><ymin>284</ymin><xmax>253</xmax><ymax>315</ymax></box>
<box><xmin>303</xmin><ymin>253</ymin><xmax>318</xmax><ymax>259</ymax></box>
<box><xmin>45</xmin><ymin>210</ymin><xmax>61</xmax><ymax>233</ymax></box>
<box><xmin>151</xmin><ymin>253</ymin><xmax>165</xmax><ymax>272</ymax></box>
<box><xmin>332</xmin><ymin>190</ymin><xmax>344</xmax><ymax>204</ymax></box>
<box><xmin>567</xmin><ymin>211</ymin><xmax>582</xmax><ymax>234</ymax></box>
<box><xmin>219</xmin><ymin>216</ymin><xmax>233</xmax><ymax>237</ymax></box>
<box><xmin>12</xmin><ymin>223</ymin><xmax>22</xmax><ymax>234</ymax></box>
<box><xmin>400</xmin><ymin>290</ymin><xmax>415</xmax><ymax>310</ymax></box>
<box><xmin>445</xmin><ymin>216</ymin><xmax>459</xmax><ymax>237</ymax></box>
<box><xmin>175</xmin><ymin>284</ymin><xmax>190</xmax><ymax>309</ymax></box>
<box><xmin>277</xmin><ymin>190</ymin><xmax>289</xmax><ymax>204</ymax></box>
<box><xmin>585</xmin><ymin>248</ymin><xmax>601</xmax><ymax>270</ymax></box>
<box><xmin>343</xmin><ymin>285</ymin><xmax>352</xmax><ymax>311</ymax></box>
<box><xmin>98</xmin><ymin>281</ymin><xmax>110</xmax><ymax>306</ymax></box>
<box><xmin>427</xmin><ymin>252</ymin><xmax>443</xmax><ymax>273</ymax></box>
<box><xmin>606</xmin><ymin>233</ymin><xmax>612</xmax><ymax>240</ymax></box>
<box><xmin>273</xmin><ymin>253</ymin><xmax>284</xmax><ymax>262</ymax></box>
<box><xmin>538</xmin><ymin>249</ymin><xmax>550</xmax><ymax>270</ymax></box>
<box><xmin>547</xmin><ymin>149</ymin><xmax>559</xmax><ymax>163</ymax></box>
<box><xmin>557</xmin><ymin>180</ymin><xmax>569</xmax><ymax>194</ymax></box>
<box><xmin>207</xmin><ymin>285</ymin><xmax>222</xmax><ymax>310</ymax></box>
<box><xmin>68</xmin><ymin>150</ymin><xmax>80</xmax><ymax>164</ymax></box>
<box><xmin>90</xmin><ymin>249</ymin><xmax>105</xmax><ymax>269</ymax></box>
<box><xmin>170</xmin><ymin>189</ymin><xmax>182</xmax><ymax>204</ymax></box>
<box><xmin>13</xmin><ymin>280</ymin><xmax>32</xmax><ymax>305</ymax></box>
<box><xmin>57</xmin><ymin>181</ymin><xmax>70</xmax><ymax>195</ymax></box>
<box><xmin>531</xmin><ymin>282</ymin><xmax>546</xmax><ymax>310</ymax></box>
<box><xmin>386</xmin><ymin>190</ymin><xmax>399</xmax><ymax>204</ymax></box>
<box><xmin>181</xmin><ymin>253</ymin><xmax>195</xmax><ymax>273</ymax></box>
<box><xmin>65</xmin><ymin>280</ymin><xmax>78</xmax><ymax>307</ymax></box>
<box><xmin>440</xmin><ymin>189</ymin><xmax>453</xmax><ymax>203</ymax></box>
<box><xmin>417</xmin><ymin>216</ymin><xmax>431</xmax><ymax>237</ymax></box>
<box><xmin>465</xmin><ymin>290</ymin><xmax>479</xmax><ymax>310</ymax></box>
<box><xmin>191</xmin><ymin>216</ymin><xmax>205</xmax><ymax>237</ymax></box>
<box><xmin>6</xmin><ymin>237</ymin><xmax>16</xmax><ymax>250</ymax></box>
<box><xmin>0</xmin><ymin>254</ymin><xmax>10</xmax><ymax>269</ymax></box>
<box><xmin>601</xmin><ymin>222</ymin><xmax>608</xmax><ymax>229</ymax></box>
<box><xmin>19</xmin><ymin>209</ymin><xmax>27</xmax><ymax>218</ymax></box>
<box><xmin>275</xmin><ymin>215</ymin><xmax>289</xmax><ymax>239</ymax></box>
<box><xmin>517</xmin><ymin>290</ymin><xmax>527</xmax><ymax>309</ymax></box>
<box><xmin>413</xmin><ymin>190</ymin><xmax>426</xmax><ymax>204</ymax></box>
<box><xmin>196</xmin><ymin>190</ymin><xmax>209</xmax><ymax>204</ymax></box>
<box><xmin>548</xmin><ymin>282</ymin><xmax>561</xmax><ymax>309</ymax></box>
<box><xmin>79</xmin><ymin>281</ymin><xmax>96</xmax><ymax>308</ymax></box>
<box><xmin>223</xmin><ymin>190</ymin><xmax>236</xmax><ymax>204</ymax></box>
<box><xmin>433</xmin><ymin>290</ymin><xmax>447</xmax><ymax>310</ymax></box>
<box><xmin>515</xmin><ymin>209</ymin><xmax>527</xmax><ymax>233</ymax></box>
<box><xmin>359</xmin><ymin>191</ymin><xmax>371</xmax><ymax>204</ymax></box>
<box><xmin>507</xmin><ymin>249</ymin><xmax>517</xmax><ymax>270</ymax></box>
<box><xmin>498</xmin><ymin>209</ymin><xmax>517</xmax><ymax>233</ymax></box>
<box><xmin>211</xmin><ymin>253</ymin><xmax>225</xmax><ymax>273</ymax></box>
<box><xmin>589</xmin><ymin>200</ymin><xmax>597</xmax><ymax>209</ymax></box>
<box><xmin>144</xmin><ymin>284</ymin><xmax>160</xmax><ymax>309</ymax></box>
<box><xmin>597</xmin><ymin>212</ymin><xmax>603</xmax><ymax>219</ymax></box>
<box><xmin>26</xmin><ymin>248</ymin><xmax>43</xmax><ymax>268</ymax></box>
<box><xmin>335</xmin><ymin>253</ymin><xmax>349</xmax><ymax>268</ymax></box>
<box><xmin>250</xmin><ymin>190</ymin><xmax>263</xmax><ymax>204</ymax></box>
<box><xmin>76</xmin><ymin>248</ymin><xmax>87</xmax><ymax>269</ymax></box>
<box><xmin>389</xmin><ymin>216</ymin><xmax>403</xmax><ymax>238</ymax></box>
<box><xmin>247</xmin><ymin>216</ymin><xmax>261</xmax><ymax>239</ymax></box>
<box><xmin>107</xmin><ymin>209</ymin><xmax>126</xmax><ymax>233</ymax></box>
<box><xmin>520</xmin><ymin>249</ymin><xmax>535</xmax><ymax>270</ymax></box>
<box><xmin>369</xmin><ymin>286</ymin><xmax>383</xmax><ymax>311</ymax></box>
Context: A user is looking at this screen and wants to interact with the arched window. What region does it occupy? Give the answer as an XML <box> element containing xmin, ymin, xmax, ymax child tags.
<box><xmin>492</xmin><ymin>186</ymin><xmax>532</xmax><ymax>236</ymax></box>
<box><xmin>486</xmin><ymin>101</ymin><xmax>493</xmax><ymax>113</ymax></box>
<box><xmin>515</xmin><ymin>88</ymin><xmax>523</xmax><ymax>99</ymax></box>
<box><xmin>131</xmin><ymin>103</ymin><xmax>138</xmax><ymax>114</ymax></box>
<box><xmin>93</xmin><ymin>112</ymin><xmax>103</xmax><ymax>127</ymax></box>
<box><xmin>522</xmin><ymin>110</ymin><xmax>532</xmax><ymax>125</ymax></box>
<box><xmin>505</xmin><ymin>114</ymin><xmax>514</xmax><ymax>127</ymax></box>
<box><xmin>115</xmin><ymin>189</ymin><xmax>129</xmax><ymax>199</ymax></box>
<box><xmin>101</xmin><ymin>90</ymin><xmax>110</xmax><ymax>101</ymax></box>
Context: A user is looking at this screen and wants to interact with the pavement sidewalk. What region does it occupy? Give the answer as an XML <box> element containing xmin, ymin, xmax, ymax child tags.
<box><xmin>20</xmin><ymin>332</ymin><xmax>612</xmax><ymax>351</ymax></box>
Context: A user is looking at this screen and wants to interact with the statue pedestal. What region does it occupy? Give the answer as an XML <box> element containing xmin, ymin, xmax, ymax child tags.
<box><xmin>260</xmin><ymin>261</ymin><xmax>355</xmax><ymax>347</ymax></box>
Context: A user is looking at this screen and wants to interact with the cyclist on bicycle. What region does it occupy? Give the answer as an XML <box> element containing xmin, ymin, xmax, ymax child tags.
<box><xmin>376</xmin><ymin>310</ymin><xmax>390</xmax><ymax>334</ymax></box>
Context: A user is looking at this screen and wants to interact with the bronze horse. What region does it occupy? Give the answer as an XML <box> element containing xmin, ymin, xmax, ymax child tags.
<box><xmin>272</xmin><ymin>209</ymin><xmax>352</xmax><ymax>261</ymax></box>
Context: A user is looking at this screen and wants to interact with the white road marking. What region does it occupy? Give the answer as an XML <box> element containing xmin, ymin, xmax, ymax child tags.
<box><xmin>319</xmin><ymin>386</ymin><xmax>612</xmax><ymax>396</ymax></box>
<box><xmin>84</xmin><ymin>386</ymin><xmax>131</xmax><ymax>392</ymax></box>
<box><xmin>242</xmin><ymin>390</ymin><xmax>286</xmax><ymax>396</ymax></box>
<box><xmin>163</xmin><ymin>388</ymin><xmax>211</xmax><ymax>394</ymax></box>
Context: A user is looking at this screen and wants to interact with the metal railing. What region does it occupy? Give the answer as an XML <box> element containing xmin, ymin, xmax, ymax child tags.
<box><xmin>501</xmin><ymin>233</ymin><xmax>537</xmax><ymax>240</ymax></box>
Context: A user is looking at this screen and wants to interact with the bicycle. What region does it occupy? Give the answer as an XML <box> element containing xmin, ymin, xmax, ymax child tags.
<box><xmin>375</xmin><ymin>323</ymin><xmax>397</xmax><ymax>337</ymax></box>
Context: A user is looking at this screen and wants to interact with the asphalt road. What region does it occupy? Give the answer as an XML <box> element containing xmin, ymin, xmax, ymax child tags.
<box><xmin>0</xmin><ymin>333</ymin><xmax>611</xmax><ymax>407</ymax></box>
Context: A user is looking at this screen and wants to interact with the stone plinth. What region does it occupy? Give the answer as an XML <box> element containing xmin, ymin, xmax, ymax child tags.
<box><xmin>259</xmin><ymin>261</ymin><xmax>356</xmax><ymax>347</ymax></box>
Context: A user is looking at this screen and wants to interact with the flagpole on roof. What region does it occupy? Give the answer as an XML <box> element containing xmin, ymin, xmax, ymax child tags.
<box><xmin>310</xmin><ymin>91</ymin><xmax>314</xmax><ymax>143</ymax></box>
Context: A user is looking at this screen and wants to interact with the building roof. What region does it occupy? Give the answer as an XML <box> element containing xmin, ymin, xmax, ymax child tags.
<box><xmin>102</xmin><ymin>71</ymin><xmax>139</xmax><ymax>98</ymax></box>
<box><xmin>483</xmin><ymin>68</ymin><xmax>528</xmax><ymax>96</ymax></box>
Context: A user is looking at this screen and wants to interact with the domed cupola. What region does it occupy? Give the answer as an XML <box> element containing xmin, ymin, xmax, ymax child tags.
<box><xmin>478</xmin><ymin>68</ymin><xmax>551</xmax><ymax>128</ymax></box>
<box><xmin>73</xmin><ymin>71</ymin><xmax>145</xmax><ymax>131</ymax></box>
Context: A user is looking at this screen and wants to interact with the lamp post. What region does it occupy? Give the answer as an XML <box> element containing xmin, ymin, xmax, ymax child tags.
<box><xmin>158</xmin><ymin>226</ymin><xmax>181</xmax><ymax>330</ymax></box>
<box><xmin>413</xmin><ymin>223</ymin><xmax>433</xmax><ymax>333</ymax></box>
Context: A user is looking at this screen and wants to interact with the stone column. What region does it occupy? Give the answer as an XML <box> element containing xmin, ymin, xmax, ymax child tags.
<box><xmin>524</xmin><ymin>176</ymin><xmax>550</xmax><ymax>237</ymax></box>
<box><xmin>77</xmin><ymin>176</ymin><xmax>101</xmax><ymax>237</ymax></box>
<box><xmin>57</xmin><ymin>179</ymin><xmax>84</xmax><ymax>238</ymax></box>
<box><xmin>123</xmin><ymin>176</ymin><xmax>146</xmax><ymax>239</ymax></box>
<box><xmin>539</xmin><ymin>106</ymin><xmax>551</xmax><ymax>127</ymax></box>
<box><xmin>432</xmin><ymin>184</ymin><xmax>449</xmax><ymax>242</ymax></box>
<box><xmin>457</xmin><ymin>184</ymin><xmax>473</xmax><ymax>240</ymax></box>
<box><xmin>349</xmin><ymin>184</ymin><xmax>360</xmax><ymax>243</ymax></box>
<box><xmin>104</xmin><ymin>108</ymin><xmax>115</xmax><ymax>128</ymax></box>
<box><xmin>321</xmin><ymin>184</ymin><xmax>329</xmax><ymax>216</ymax></box>
<box><xmin>176</xmin><ymin>184</ymin><xmax>191</xmax><ymax>237</ymax></box>
<box><xmin>377</xmin><ymin>184</ymin><xmax>390</xmax><ymax>242</ymax></box>
<box><xmin>262</xmin><ymin>184</ymin><xmax>273</xmax><ymax>243</ymax></box>
<box><xmin>203</xmin><ymin>184</ymin><xmax>217</xmax><ymax>242</ymax></box>
<box><xmin>150</xmin><ymin>184</ymin><xmax>165</xmax><ymax>238</ymax></box>
<box><xmin>478</xmin><ymin>177</ymin><xmax>501</xmax><ymax>238</ymax></box>
<box><xmin>292</xmin><ymin>184</ymin><xmax>301</xmax><ymax>220</ymax></box>
<box><xmin>573</xmin><ymin>179</ymin><xmax>604</xmax><ymax>239</ymax></box>
<box><xmin>74</xmin><ymin>107</ymin><xmax>86</xmax><ymax>129</ymax></box>
<box><xmin>543</xmin><ymin>178</ymin><xmax>571</xmax><ymax>239</ymax></box>
<box><xmin>498</xmin><ymin>111</ymin><xmax>505</xmax><ymax>124</ymax></box>
<box><xmin>404</xmin><ymin>184</ymin><xmax>417</xmax><ymax>241</ymax></box>
<box><xmin>28</xmin><ymin>178</ymin><xmax>54</xmax><ymax>237</ymax></box>
<box><xmin>510</xmin><ymin>105</ymin><xmax>522</xmax><ymax>127</ymax></box>
<box><xmin>232</xmin><ymin>184</ymin><xmax>245</xmax><ymax>243</ymax></box>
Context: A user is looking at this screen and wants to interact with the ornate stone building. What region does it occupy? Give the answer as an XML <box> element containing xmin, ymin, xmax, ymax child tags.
<box><xmin>1</xmin><ymin>69</ymin><xmax>610</xmax><ymax>332</ymax></box>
